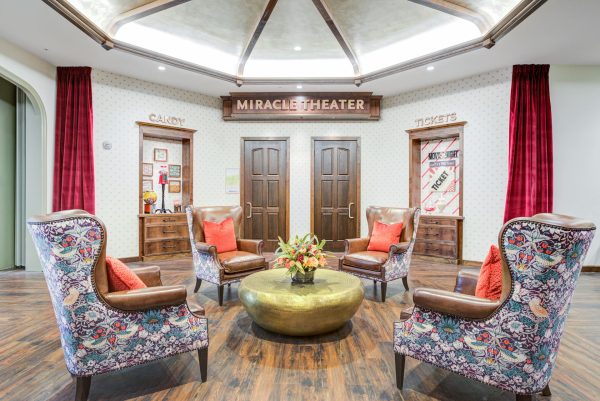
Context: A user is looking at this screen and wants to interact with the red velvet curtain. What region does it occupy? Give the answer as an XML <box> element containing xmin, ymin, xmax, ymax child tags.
<box><xmin>503</xmin><ymin>65</ymin><xmax>553</xmax><ymax>222</ymax></box>
<box><xmin>53</xmin><ymin>67</ymin><xmax>95</xmax><ymax>214</ymax></box>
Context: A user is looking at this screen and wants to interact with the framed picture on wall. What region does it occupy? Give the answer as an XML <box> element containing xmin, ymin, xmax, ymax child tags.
<box><xmin>225</xmin><ymin>168</ymin><xmax>240</xmax><ymax>194</ymax></box>
<box><xmin>169</xmin><ymin>180</ymin><xmax>181</xmax><ymax>193</ymax></box>
<box><xmin>142</xmin><ymin>163</ymin><xmax>153</xmax><ymax>176</ymax></box>
<box><xmin>142</xmin><ymin>179</ymin><xmax>153</xmax><ymax>192</ymax></box>
<box><xmin>169</xmin><ymin>164</ymin><xmax>181</xmax><ymax>178</ymax></box>
<box><xmin>154</xmin><ymin>148</ymin><xmax>168</xmax><ymax>162</ymax></box>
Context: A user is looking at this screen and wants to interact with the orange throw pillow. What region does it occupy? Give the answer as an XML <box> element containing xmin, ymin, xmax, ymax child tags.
<box><xmin>367</xmin><ymin>221</ymin><xmax>404</xmax><ymax>252</ymax></box>
<box><xmin>203</xmin><ymin>217</ymin><xmax>237</xmax><ymax>253</ymax></box>
<box><xmin>475</xmin><ymin>245</ymin><xmax>503</xmax><ymax>300</ymax></box>
<box><xmin>106</xmin><ymin>256</ymin><xmax>147</xmax><ymax>292</ymax></box>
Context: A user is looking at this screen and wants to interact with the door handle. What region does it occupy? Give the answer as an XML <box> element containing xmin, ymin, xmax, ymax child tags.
<box><xmin>348</xmin><ymin>202</ymin><xmax>355</xmax><ymax>219</ymax></box>
<box><xmin>246</xmin><ymin>202</ymin><xmax>252</xmax><ymax>219</ymax></box>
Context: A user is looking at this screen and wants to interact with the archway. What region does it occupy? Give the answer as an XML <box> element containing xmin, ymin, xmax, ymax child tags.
<box><xmin>0</xmin><ymin>67</ymin><xmax>49</xmax><ymax>271</ymax></box>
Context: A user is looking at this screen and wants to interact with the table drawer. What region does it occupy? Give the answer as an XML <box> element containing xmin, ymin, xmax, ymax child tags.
<box><xmin>420</xmin><ymin>216</ymin><xmax>457</xmax><ymax>227</ymax></box>
<box><xmin>414</xmin><ymin>240</ymin><xmax>457</xmax><ymax>259</ymax></box>
<box><xmin>145</xmin><ymin>224</ymin><xmax>188</xmax><ymax>240</ymax></box>
<box><xmin>144</xmin><ymin>214</ymin><xmax>187</xmax><ymax>226</ymax></box>
<box><xmin>417</xmin><ymin>225</ymin><xmax>457</xmax><ymax>242</ymax></box>
<box><xmin>144</xmin><ymin>238</ymin><xmax>191</xmax><ymax>256</ymax></box>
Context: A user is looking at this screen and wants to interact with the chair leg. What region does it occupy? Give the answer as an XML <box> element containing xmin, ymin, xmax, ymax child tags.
<box><xmin>402</xmin><ymin>276</ymin><xmax>409</xmax><ymax>291</ymax></box>
<box><xmin>194</xmin><ymin>278</ymin><xmax>202</xmax><ymax>293</ymax></box>
<box><xmin>217</xmin><ymin>285</ymin><xmax>224</xmax><ymax>306</ymax></box>
<box><xmin>542</xmin><ymin>384</ymin><xmax>551</xmax><ymax>396</ymax></box>
<box><xmin>75</xmin><ymin>376</ymin><xmax>91</xmax><ymax>401</ymax></box>
<box><xmin>381</xmin><ymin>282</ymin><xmax>387</xmax><ymax>302</ymax></box>
<box><xmin>515</xmin><ymin>395</ymin><xmax>533</xmax><ymax>401</ymax></box>
<box><xmin>395</xmin><ymin>353</ymin><xmax>405</xmax><ymax>390</ymax></box>
<box><xmin>198</xmin><ymin>348</ymin><xmax>208</xmax><ymax>383</ymax></box>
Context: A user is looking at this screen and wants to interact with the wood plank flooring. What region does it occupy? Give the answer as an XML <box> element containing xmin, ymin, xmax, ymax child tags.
<box><xmin>0</xmin><ymin>256</ymin><xmax>598</xmax><ymax>401</ymax></box>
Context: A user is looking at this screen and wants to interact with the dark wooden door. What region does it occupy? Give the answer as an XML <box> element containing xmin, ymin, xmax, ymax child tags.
<box><xmin>242</xmin><ymin>139</ymin><xmax>288</xmax><ymax>252</ymax></box>
<box><xmin>313</xmin><ymin>139</ymin><xmax>360</xmax><ymax>251</ymax></box>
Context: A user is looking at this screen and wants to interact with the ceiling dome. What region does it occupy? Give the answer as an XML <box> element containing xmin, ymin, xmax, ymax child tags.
<box><xmin>47</xmin><ymin>0</ymin><xmax>543</xmax><ymax>86</ymax></box>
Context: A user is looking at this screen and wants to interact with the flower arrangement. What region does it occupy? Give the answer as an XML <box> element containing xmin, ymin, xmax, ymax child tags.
<box><xmin>274</xmin><ymin>234</ymin><xmax>328</xmax><ymax>280</ymax></box>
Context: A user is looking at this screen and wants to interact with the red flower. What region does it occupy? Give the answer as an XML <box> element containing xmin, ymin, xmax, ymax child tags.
<box><xmin>297</xmin><ymin>254</ymin><xmax>304</xmax><ymax>262</ymax></box>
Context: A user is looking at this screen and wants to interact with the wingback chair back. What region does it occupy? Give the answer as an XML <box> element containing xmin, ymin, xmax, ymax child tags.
<box><xmin>366</xmin><ymin>206</ymin><xmax>417</xmax><ymax>243</ymax></box>
<box><xmin>190</xmin><ymin>205</ymin><xmax>243</xmax><ymax>242</ymax></box>
<box><xmin>27</xmin><ymin>210</ymin><xmax>209</xmax><ymax>382</ymax></box>
<box><xmin>394</xmin><ymin>213</ymin><xmax>596</xmax><ymax>398</ymax></box>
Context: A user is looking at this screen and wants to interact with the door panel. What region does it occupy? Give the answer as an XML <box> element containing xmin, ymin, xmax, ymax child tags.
<box><xmin>243</xmin><ymin>139</ymin><xmax>288</xmax><ymax>252</ymax></box>
<box><xmin>313</xmin><ymin>139</ymin><xmax>359</xmax><ymax>251</ymax></box>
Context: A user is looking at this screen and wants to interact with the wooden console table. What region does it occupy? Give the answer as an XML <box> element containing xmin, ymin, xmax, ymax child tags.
<box><xmin>414</xmin><ymin>215</ymin><xmax>463</xmax><ymax>264</ymax></box>
<box><xmin>138</xmin><ymin>213</ymin><xmax>191</xmax><ymax>261</ymax></box>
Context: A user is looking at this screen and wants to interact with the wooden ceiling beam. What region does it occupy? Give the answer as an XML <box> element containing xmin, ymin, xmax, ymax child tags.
<box><xmin>107</xmin><ymin>0</ymin><xmax>191</xmax><ymax>36</ymax></box>
<box><xmin>312</xmin><ymin>0</ymin><xmax>360</xmax><ymax>76</ymax></box>
<box><xmin>408</xmin><ymin>0</ymin><xmax>492</xmax><ymax>34</ymax></box>
<box><xmin>237</xmin><ymin>0</ymin><xmax>279</xmax><ymax>78</ymax></box>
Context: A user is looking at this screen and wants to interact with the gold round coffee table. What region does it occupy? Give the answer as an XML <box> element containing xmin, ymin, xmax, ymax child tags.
<box><xmin>239</xmin><ymin>269</ymin><xmax>364</xmax><ymax>336</ymax></box>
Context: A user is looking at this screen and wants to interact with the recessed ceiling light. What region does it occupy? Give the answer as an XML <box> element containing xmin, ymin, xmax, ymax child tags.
<box><xmin>293</xmin><ymin>46</ymin><xmax>302</xmax><ymax>51</ymax></box>
<box><xmin>296</xmin><ymin>84</ymin><xmax>303</xmax><ymax>89</ymax></box>
<box><xmin>426</xmin><ymin>65</ymin><xmax>435</xmax><ymax>71</ymax></box>
<box><xmin>158</xmin><ymin>65</ymin><xmax>166</xmax><ymax>71</ymax></box>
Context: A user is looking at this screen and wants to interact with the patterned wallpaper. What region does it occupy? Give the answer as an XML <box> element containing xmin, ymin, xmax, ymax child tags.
<box><xmin>92</xmin><ymin>68</ymin><xmax>511</xmax><ymax>262</ymax></box>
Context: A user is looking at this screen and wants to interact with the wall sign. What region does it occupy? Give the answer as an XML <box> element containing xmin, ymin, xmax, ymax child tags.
<box><xmin>414</xmin><ymin>112</ymin><xmax>457</xmax><ymax>128</ymax></box>
<box><xmin>221</xmin><ymin>92</ymin><xmax>381</xmax><ymax>121</ymax></box>
<box><xmin>149</xmin><ymin>113</ymin><xmax>185</xmax><ymax>126</ymax></box>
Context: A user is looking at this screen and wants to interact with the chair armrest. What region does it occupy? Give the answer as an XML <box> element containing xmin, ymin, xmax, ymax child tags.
<box><xmin>103</xmin><ymin>285</ymin><xmax>187</xmax><ymax>311</ymax></box>
<box><xmin>131</xmin><ymin>266</ymin><xmax>162</xmax><ymax>287</ymax></box>
<box><xmin>454</xmin><ymin>268</ymin><xmax>480</xmax><ymax>295</ymax></box>
<box><xmin>413</xmin><ymin>287</ymin><xmax>499</xmax><ymax>319</ymax></box>
<box><xmin>389</xmin><ymin>242</ymin><xmax>410</xmax><ymax>255</ymax></box>
<box><xmin>237</xmin><ymin>239</ymin><xmax>263</xmax><ymax>255</ymax></box>
<box><xmin>344</xmin><ymin>237</ymin><xmax>370</xmax><ymax>254</ymax></box>
<box><xmin>195</xmin><ymin>241</ymin><xmax>217</xmax><ymax>254</ymax></box>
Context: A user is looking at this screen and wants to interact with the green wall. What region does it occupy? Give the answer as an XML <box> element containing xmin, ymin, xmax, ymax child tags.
<box><xmin>0</xmin><ymin>77</ymin><xmax>15</xmax><ymax>270</ymax></box>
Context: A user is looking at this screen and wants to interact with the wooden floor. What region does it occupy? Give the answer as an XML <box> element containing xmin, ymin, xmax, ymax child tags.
<box><xmin>1</xmin><ymin>256</ymin><xmax>598</xmax><ymax>401</ymax></box>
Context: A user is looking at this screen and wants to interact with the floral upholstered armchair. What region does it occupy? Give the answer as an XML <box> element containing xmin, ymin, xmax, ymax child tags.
<box><xmin>339</xmin><ymin>206</ymin><xmax>420</xmax><ymax>302</ymax></box>
<box><xmin>186</xmin><ymin>205</ymin><xmax>267</xmax><ymax>306</ymax></box>
<box><xmin>394</xmin><ymin>213</ymin><xmax>596</xmax><ymax>400</ymax></box>
<box><xmin>28</xmin><ymin>210</ymin><xmax>209</xmax><ymax>401</ymax></box>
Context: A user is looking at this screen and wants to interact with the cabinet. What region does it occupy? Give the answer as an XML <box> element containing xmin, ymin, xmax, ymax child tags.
<box><xmin>139</xmin><ymin>214</ymin><xmax>191</xmax><ymax>261</ymax></box>
<box><xmin>414</xmin><ymin>216</ymin><xmax>463</xmax><ymax>264</ymax></box>
<box><xmin>406</xmin><ymin>122</ymin><xmax>466</xmax><ymax>264</ymax></box>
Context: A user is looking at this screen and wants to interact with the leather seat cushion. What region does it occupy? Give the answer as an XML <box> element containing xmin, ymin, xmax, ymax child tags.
<box><xmin>343</xmin><ymin>251</ymin><xmax>388</xmax><ymax>271</ymax></box>
<box><xmin>218</xmin><ymin>251</ymin><xmax>266</xmax><ymax>273</ymax></box>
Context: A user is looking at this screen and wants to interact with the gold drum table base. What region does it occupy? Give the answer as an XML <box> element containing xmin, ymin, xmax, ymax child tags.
<box><xmin>239</xmin><ymin>269</ymin><xmax>364</xmax><ymax>336</ymax></box>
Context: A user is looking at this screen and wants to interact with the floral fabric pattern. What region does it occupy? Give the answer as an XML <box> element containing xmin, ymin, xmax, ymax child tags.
<box><xmin>28</xmin><ymin>216</ymin><xmax>208</xmax><ymax>377</ymax></box>
<box><xmin>186</xmin><ymin>207</ymin><xmax>222</xmax><ymax>285</ymax></box>
<box><xmin>384</xmin><ymin>209</ymin><xmax>420</xmax><ymax>281</ymax></box>
<box><xmin>394</xmin><ymin>219</ymin><xmax>595</xmax><ymax>394</ymax></box>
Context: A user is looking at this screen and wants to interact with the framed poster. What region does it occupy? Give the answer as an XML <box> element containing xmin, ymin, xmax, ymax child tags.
<box><xmin>142</xmin><ymin>163</ymin><xmax>153</xmax><ymax>176</ymax></box>
<box><xmin>142</xmin><ymin>179</ymin><xmax>153</xmax><ymax>192</ymax></box>
<box><xmin>225</xmin><ymin>168</ymin><xmax>240</xmax><ymax>194</ymax></box>
<box><xmin>169</xmin><ymin>180</ymin><xmax>181</xmax><ymax>193</ymax></box>
<box><xmin>154</xmin><ymin>148</ymin><xmax>168</xmax><ymax>162</ymax></box>
<box><xmin>169</xmin><ymin>164</ymin><xmax>181</xmax><ymax>178</ymax></box>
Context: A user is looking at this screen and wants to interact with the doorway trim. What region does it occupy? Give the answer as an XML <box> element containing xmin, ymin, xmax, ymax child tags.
<box><xmin>240</xmin><ymin>137</ymin><xmax>291</xmax><ymax>241</ymax></box>
<box><xmin>310</xmin><ymin>136</ymin><xmax>361</xmax><ymax>236</ymax></box>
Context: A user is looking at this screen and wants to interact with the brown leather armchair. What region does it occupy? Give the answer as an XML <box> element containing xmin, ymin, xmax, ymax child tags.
<box><xmin>339</xmin><ymin>206</ymin><xmax>420</xmax><ymax>302</ymax></box>
<box><xmin>186</xmin><ymin>205</ymin><xmax>267</xmax><ymax>306</ymax></box>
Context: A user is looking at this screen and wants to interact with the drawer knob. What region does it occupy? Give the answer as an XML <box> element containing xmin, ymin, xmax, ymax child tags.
<box><xmin>162</xmin><ymin>218</ymin><xmax>176</xmax><ymax>222</ymax></box>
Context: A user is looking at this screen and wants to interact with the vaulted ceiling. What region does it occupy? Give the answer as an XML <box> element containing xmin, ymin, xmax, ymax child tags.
<box><xmin>44</xmin><ymin>0</ymin><xmax>543</xmax><ymax>86</ymax></box>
